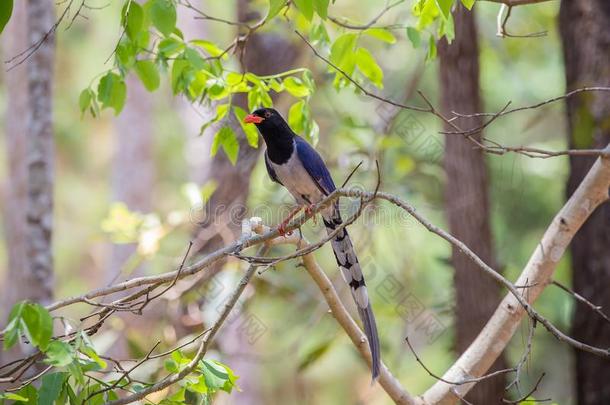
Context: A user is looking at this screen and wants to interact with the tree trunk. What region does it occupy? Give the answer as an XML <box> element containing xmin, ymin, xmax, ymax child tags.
<box><xmin>24</xmin><ymin>0</ymin><xmax>56</xmax><ymax>305</ymax></box>
<box><xmin>103</xmin><ymin>73</ymin><xmax>156</xmax><ymax>358</ymax></box>
<box><xmin>438</xmin><ymin>4</ymin><xmax>506</xmax><ymax>403</ymax></box>
<box><xmin>559</xmin><ymin>1</ymin><xmax>610</xmax><ymax>404</ymax></box>
<box><xmin>1</xmin><ymin>1</ymin><xmax>29</xmax><ymax>319</ymax></box>
<box><xmin>1</xmin><ymin>0</ymin><xmax>55</xmax><ymax>308</ymax></box>
<box><xmin>0</xmin><ymin>0</ymin><xmax>55</xmax><ymax>365</ymax></box>
<box><xmin>108</xmin><ymin>74</ymin><xmax>155</xmax><ymax>282</ymax></box>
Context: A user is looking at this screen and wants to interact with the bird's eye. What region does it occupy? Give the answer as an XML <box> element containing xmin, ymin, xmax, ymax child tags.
<box><xmin>264</xmin><ymin>111</ymin><xmax>272</xmax><ymax>118</ymax></box>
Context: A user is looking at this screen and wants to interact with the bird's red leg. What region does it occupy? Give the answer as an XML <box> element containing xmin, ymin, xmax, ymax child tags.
<box><xmin>304</xmin><ymin>203</ymin><xmax>317</xmax><ymax>224</ymax></box>
<box><xmin>277</xmin><ymin>206</ymin><xmax>303</xmax><ymax>236</ymax></box>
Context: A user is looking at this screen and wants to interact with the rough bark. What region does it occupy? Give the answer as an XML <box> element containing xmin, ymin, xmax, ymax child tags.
<box><xmin>559</xmin><ymin>1</ymin><xmax>610</xmax><ymax>404</ymax></box>
<box><xmin>0</xmin><ymin>0</ymin><xmax>55</xmax><ymax>366</ymax></box>
<box><xmin>438</xmin><ymin>4</ymin><xmax>506</xmax><ymax>403</ymax></box>
<box><xmin>24</xmin><ymin>0</ymin><xmax>56</xmax><ymax>305</ymax></box>
<box><xmin>1</xmin><ymin>0</ymin><xmax>55</xmax><ymax>308</ymax></box>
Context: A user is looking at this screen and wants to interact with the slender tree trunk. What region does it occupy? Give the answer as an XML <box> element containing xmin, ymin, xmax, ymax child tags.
<box><xmin>559</xmin><ymin>2</ymin><xmax>610</xmax><ymax>404</ymax></box>
<box><xmin>1</xmin><ymin>1</ymin><xmax>29</xmax><ymax>319</ymax></box>
<box><xmin>0</xmin><ymin>0</ymin><xmax>55</xmax><ymax>365</ymax></box>
<box><xmin>109</xmin><ymin>74</ymin><xmax>155</xmax><ymax>281</ymax></box>
<box><xmin>438</xmin><ymin>4</ymin><xmax>506</xmax><ymax>403</ymax></box>
<box><xmin>24</xmin><ymin>0</ymin><xmax>56</xmax><ymax>305</ymax></box>
<box><xmin>1</xmin><ymin>0</ymin><xmax>55</xmax><ymax>308</ymax></box>
<box><xmin>103</xmin><ymin>74</ymin><xmax>156</xmax><ymax>358</ymax></box>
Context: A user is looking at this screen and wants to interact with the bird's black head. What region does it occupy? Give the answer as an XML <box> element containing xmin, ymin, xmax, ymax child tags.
<box><xmin>244</xmin><ymin>108</ymin><xmax>293</xmax><ymax>135</ymax></box>
<box><xmin>244</xmin><ymin>108</ymin><xmax>295</xmax><ymax>162</ymax></box>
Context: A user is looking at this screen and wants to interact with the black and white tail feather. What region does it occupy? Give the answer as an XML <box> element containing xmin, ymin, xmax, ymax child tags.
<box><xmin>323</xmin><ymin>203</ymin><xmax>381</xmax><ymax>381</ymax></box>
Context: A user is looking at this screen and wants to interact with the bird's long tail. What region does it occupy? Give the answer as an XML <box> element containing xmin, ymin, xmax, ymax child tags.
<box><xmin>322</xmin><ymin>203</ymin><xmax>380</xmax><ymax>380</ymax></box>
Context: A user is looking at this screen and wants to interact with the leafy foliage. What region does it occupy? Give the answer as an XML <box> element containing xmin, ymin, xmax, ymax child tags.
<box><xmin>0</xmin><ymin>0</ymin><xmax>13</xmax><ymax>34</ymax></box>
<box><xmin>80</xmin><ymin>0</ymin><xmax>468</xmax><ymax>162</ymax></box>
<box><xmin>1</xmin><ymin>300</ymin><xmax>238</xmax><ymax>404</ymax></box>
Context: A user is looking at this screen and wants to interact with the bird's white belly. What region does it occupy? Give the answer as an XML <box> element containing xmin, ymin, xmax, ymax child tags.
<box><xmin>272</xmin><ymin>152</ymin><xmax>325</xmax><ymax>205</ymax></box>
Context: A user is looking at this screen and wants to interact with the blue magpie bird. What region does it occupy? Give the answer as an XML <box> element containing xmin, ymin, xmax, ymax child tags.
<box><xmin>244</xmin><ymin>107</ymin><xmax>381</xmax><ymax>380</ymax></box>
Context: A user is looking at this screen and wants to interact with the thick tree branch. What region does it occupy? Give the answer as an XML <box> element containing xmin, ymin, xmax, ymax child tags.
<box><xmin>421</xmin><ymin>145</ymin><xmax>610</xmax><ymax>404</ymax></box>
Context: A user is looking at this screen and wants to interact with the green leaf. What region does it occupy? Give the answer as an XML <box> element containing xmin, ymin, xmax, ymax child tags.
<box><xmin>330</xmin><ymin>33</ymin><xmax>357</xmax><ymax>63</ymax></box>
<box><xmin>309</xmin><ymin>21</ymin><xmax>330</xmax><ymax>46</ymax></box>
<box><xmin>414</xmin><ymin>0</ymin><xmax>439</xmax><ymax>30</ymax></box>
<box><xmin>234</xmin><ymin>106</ymin><xmax>259</xmax><ymax>148</ymax></box>
<box><xmin>149</xmin><ymin>0</ymin><xmax>176</xmax><ymax>37</ymax></box>
<box><xmin>97</xmin><ymin>72</ymin><xmax>127</xmax><ymax>114</ymax></box>
<box><xmin>267</xmin><ymin>0</ymin><xmax>286</xmax><ymax>21</ymax></box>
<box><xmin>39</xmin><ymin>373</ymin><xmax>68</xmax><ymax>405</ymax></box>
<box><xmin>191</xmin><ymin>39</ymin><xmax>225</xmax><ymax>58</ymax></box>
<box><xmin>283</xmin><ymin>77</ymin><xmax>310</xmax><ymax>97</ymax></box>
<box><xmin>67</xmin><ymin>361</ymin><xmax>84</xmax><ymax>386</ymax></box>
<box><xmin>44</xmin><ymin>341</ymin><xmax>75</xmax><ymax>367</ymax></box>
<box><xmin>0</xmin><ymin>0</ymin><xmax>13</xmax><ymax>34</ymax></box>
<box><xmin>461</xmin><ymin>0</ymin><xmax>475</xmax><ymax>10</ymax></box>
<box><xmin>288</xmin><ymin>100</ymin><xmax>306</xmax><ymax>134</ymax></box>
<box><xmin>123</xmin><ymin>1</ymin><xmax>144</xmax><ymax>40</ymax></box>
<box><xmin>211</xmin><ymin>126</ymin><xmax>239</xmax><ymax>165</ymax></box>
<box><xmin>218</xmin><ymin>361</ymin><xmax>239</xmax><ymax>393</ymax></box>
<box><xmin>313</xmin><ymin>0</ymin><xmax>329</xmax><ymax>19</ymax></box>
<box><xmin>363</xmin><ymin>28</ymin><xmax>396</xmax><ymax>44</ymax></box>
<box><xmin>158</xmin><ymin>37</ymin><xmax>185</xmax><ymax>56</ymax></box>
<box><xmin>200</xmin><ymin>359</ymin><xmax>229</xmax><ymax>392</ymax></box>
<box><xmin>1</xmin><ymin>393</ymin><xmax>28</xmax><ymax>401</ymax></box>
<box><xmin>184</xmin><ymin>48</ymin><xmax>205</xmax><ymax>70</ymax></box>
<box><xmin>20</xmin><ymin>303</ymin><xmax>51</xmax><ymax>350</ymax></box>
<box><xmin>355</xmin><ymin>47</ymin><xmax>383</xmax><ymax>88</ymax></box>
<box><xmin>435</xmin><ymin>0</ymin><xmax>452</xmax><ymax>19</ymax></box>
<box><xmin>164</xmin><ymin>358</ymin><xmax>179</xmax><ymax>373</ymax></box>
<box><xmin>294</xmin><ymin>0</ymin><xmax>314</xmax><ymax>21</ymax></box>
<box><xmin>134</xmin><ymin>60</ymin><xmax>160</xmax><ymax>91</ymax></box>
<box><xmin>4</xmin><ymin>301</ymin><xmax>25</xmax><ymax>349</ymax></box>
<box><xmin>81</xmin><ymin>345</ymin><xmax>107</xmax><ymax>369</ymax></box>
<box><xmin>426</xmin><ymin>34</ymin><xmax>437</xmax><ymax>61</ymax></box>
<box><xmin>439</xmin><ymin>12</ymin><xmax>455</xmax><ymax>43</ymax></box>
<box><xmin>79</xmin><ymin>89</ymin><xmax>94</xmax><ymax>116</ymax></box>
<box><xmin>186</xmin><ymin>375</ymin><xmax>208</xmax><ymax>394</ymax></box>
<box><xmin>116</xmin><ymin>40</ymin><xmax>136</xmax><ymax>69</ymax></box>
<box><xmin>330</xmin><ymin>33</ymin><xmax>357</xmax><ymax>76</ymax></box>
<box><xmin>34</xmin><ymin>304</ymin><xmax>53</xmax><ymax>351</ymax></box>
<box><xmin>171</xmin><ymin>59</ymin><xmax>189</xmax><ymax>94</ymax></box>
<box><xmin>406</xmin><ymin>27</ymin><xmax>421</xmax><ymax>48</ymax></box>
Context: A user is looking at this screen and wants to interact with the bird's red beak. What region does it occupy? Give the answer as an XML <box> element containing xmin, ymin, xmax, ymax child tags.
<box><xmin>244</xmin><ymin>114</ymin><xmax>264</xmax><ymax>124</ymax></box>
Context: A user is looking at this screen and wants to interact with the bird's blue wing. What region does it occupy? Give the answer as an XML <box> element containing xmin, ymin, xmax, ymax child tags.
<box><xmin>295</xmin><ymin>136</ymin><xmax>336</xmax><ymax>195</ymax></box>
